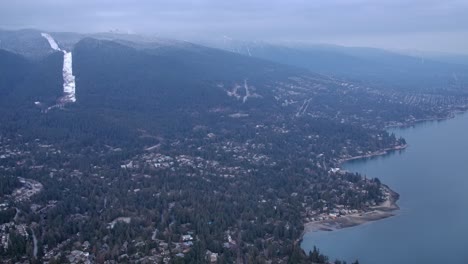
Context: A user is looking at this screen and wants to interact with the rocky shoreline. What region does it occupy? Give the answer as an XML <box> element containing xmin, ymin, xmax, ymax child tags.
<box><xmin>300</xmin><ymin>111</ymin><xmax>468</xmax><ymax>243</ymax></box>
<box><xmin>303</xmin><ymin>143</ymin><xmax>406</xmax><ymax>235</ymax></box>
<box><xmin>300</xmin><ymin>113</ymin><xmax>466</xmax><ymax>237</ymax></box>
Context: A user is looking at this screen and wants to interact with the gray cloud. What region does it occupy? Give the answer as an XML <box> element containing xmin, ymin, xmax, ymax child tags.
<box><xmin>1</xmin><ymin>0</ymin><xmax>468</xmax><ymax>53</ymax></box>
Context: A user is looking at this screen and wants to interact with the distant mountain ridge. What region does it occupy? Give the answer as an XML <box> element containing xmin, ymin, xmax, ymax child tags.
<box><xmin>396</xmin><ymin>49</ymin><xmax>468</xmax><ymax>67</ymax></box>
<box><xmin>4</xmin><ymin>28</ymin><xmax>467</xmax><ymax>96</ymax></box>
<box><xmin>200</xmin><ymin>38</ymin><xmax>468</xmax><ymax>94</ymax></box>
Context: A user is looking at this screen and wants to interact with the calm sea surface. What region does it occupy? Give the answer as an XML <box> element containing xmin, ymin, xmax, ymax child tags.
<box><xmin>302</xmin><ymin>113</ymin><xmax>468</xmax><ymax>264</ymax></box>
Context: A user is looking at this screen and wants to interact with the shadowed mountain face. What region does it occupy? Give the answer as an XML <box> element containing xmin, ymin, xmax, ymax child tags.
<box><xmin>72</xmin><ymin>37</ymin><xmax>302</xmax><ymax>109</ymax></box>
<box><xmin>0</xmin><ymin>49</ymin><xmax>63</xmax><ymax>105</ymax></box>
<box><xmin>0</xmin><ymin>33</ymin><xmax>316</xmax><ymax>145</ymax></box>
<box><xmin>0</xmin><ymin>50</ymin><xmax>31</xmax><ymax>97</ymax></box>
<box><xmin>0</xmin><ymin>29</ymin><xmax>56</xmax><ymax>59</ymax></box>
<box><xmin>69</xmin><ymin>37</ymin><xmax>300</xmax><ymax>138</ymax></box>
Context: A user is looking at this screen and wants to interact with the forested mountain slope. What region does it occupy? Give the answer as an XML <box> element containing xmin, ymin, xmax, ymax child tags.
<box><xmin>203</xmin><ymin>39</ymin><xmax>468</xmax><ymax>94</ymax></box>
<box><xmin>0</xmin><ymin>30</ymin><xmax>467</xmax><ymax>263</ymax></box>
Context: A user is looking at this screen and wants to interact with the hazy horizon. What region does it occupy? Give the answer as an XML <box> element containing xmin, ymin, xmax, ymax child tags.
<box><xmin>1</xmin><ymin>0</ymin><xmax>468</xmax><ymax>54</ymax></box>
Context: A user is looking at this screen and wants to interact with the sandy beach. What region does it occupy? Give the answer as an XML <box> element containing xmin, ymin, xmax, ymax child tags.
<box><xmin>304</xmin><ymin>186</ymin><xmax>399</xmax><ymax>233</ymax></box>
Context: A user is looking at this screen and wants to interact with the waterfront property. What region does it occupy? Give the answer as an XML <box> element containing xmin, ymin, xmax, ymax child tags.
<box><xmin>302</xmin><ymin>113</ymin><xmax>468</xmax><ymax>264</ymax></box>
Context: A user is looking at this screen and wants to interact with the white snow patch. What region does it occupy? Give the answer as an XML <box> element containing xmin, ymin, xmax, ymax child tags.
<box><xmin>41</xmin><ymin>33</ymin><xmax>76</xmax><ymax>105</ymax></box>
<box><xmin>226</xmin><ymin>84</ymin><xmax>242</xmax><ymax>100</ymax></box>
<box><xmin>145</xmin><ymin>144</ymin><xmax>161</xmax><ymax>151</ymax></box>
<box><xmin>243</xmin><ymin>80</ymin><xmax>251</xmax><ymax>103</ymax></box>
<box><xmin>296</xmin><ymin>99</ymin><xmax>311</xmax><ymax>117</ymax></box>
<box><xmin>242</xmin><ymin>80</ymin><xmax>261</xmax><ymax>103</ymax></box>
<box><xmin>40</xmin><ymin>33</ymin><xmax>60</xmax><ymax>51</ymax></box>
<box><xmin>225</xmin><ymin>80</ymin><xmax>261</xmax><ymax>103</ymax></box>
<box><xmin>108</xmin><ymin>217</ymin><xmax>131</xmax><ymax>229</ymax></box>
<box><xmin>229</xmin><ymin>113</ymin><xmax>249</xmax><ymax>118</ymax></box>
<box><xmin>61</xmin><ymin>51</ymin><xmax>76</xmax><ymax>103</ymax></box>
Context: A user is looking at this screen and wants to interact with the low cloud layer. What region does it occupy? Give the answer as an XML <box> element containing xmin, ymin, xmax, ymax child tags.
<box><xmin>1</xmin><ymin>0</ymin><xmax>468</xmax><ymax>53</ymax></box>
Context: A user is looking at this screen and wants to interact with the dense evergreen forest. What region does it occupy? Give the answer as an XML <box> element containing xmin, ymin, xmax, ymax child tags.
<box><xmin>0</xmin><ymin>29</ymin><xmax>467</xmax><ymax>263</ymax></box>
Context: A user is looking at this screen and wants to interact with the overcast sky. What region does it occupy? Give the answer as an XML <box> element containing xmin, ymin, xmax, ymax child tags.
<box><xmin>1</xmin><ymin>0</ymin><xmax>468</xmax><ymax>53</ymax></box>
